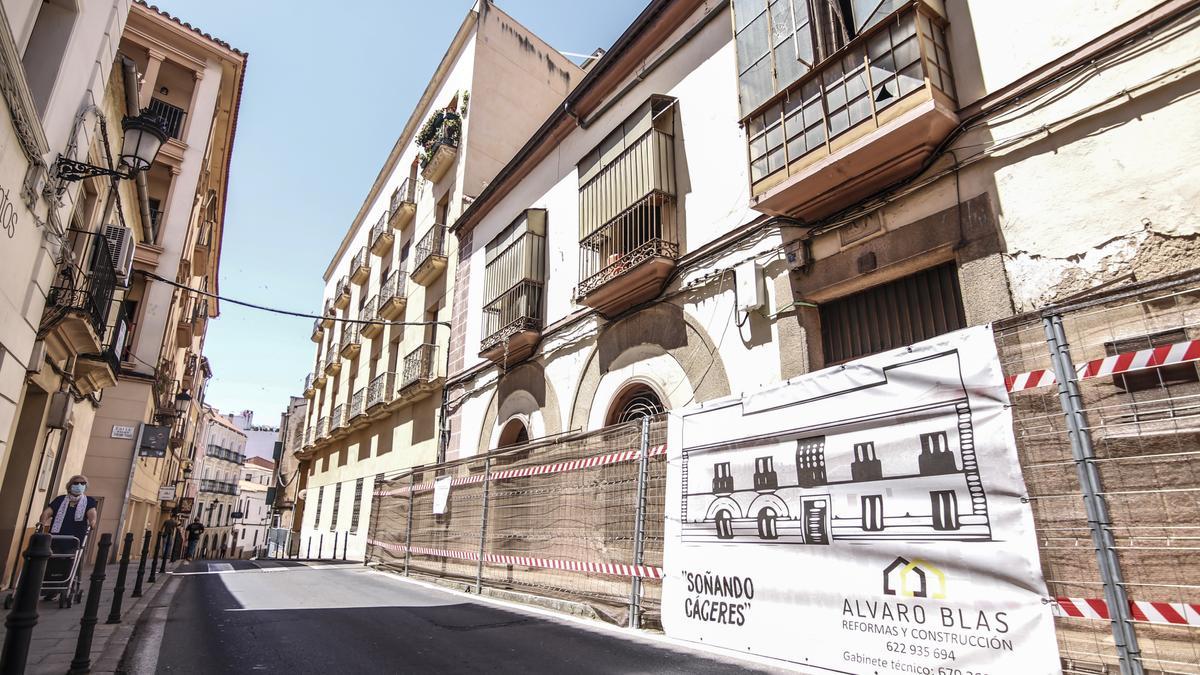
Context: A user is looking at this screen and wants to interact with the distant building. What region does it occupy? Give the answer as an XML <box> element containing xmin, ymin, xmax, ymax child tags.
<box><xmin>190</xmin><ymin>405</ymin><xmax>246</xmax><ymax>558</ymax></box>
<box><xmin>235</xmin><ymin>456</ymin><xmax>274</xmax><ymax>557</ymax></box>
<box><xmin>274</xmin><ymin>396</ymin><xmax>307</xmax><ymax>534</ymax></box>
<box><xmin>230</xmin><ymin>410</ymin><xmax>279</xmax><ymax>460</ymax></box>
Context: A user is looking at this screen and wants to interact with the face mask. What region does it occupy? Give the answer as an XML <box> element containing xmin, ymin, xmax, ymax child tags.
<box><xmin>69</xmin><ymin>484</ymin><xmax>86</xmax><ymax>496</ymax></box>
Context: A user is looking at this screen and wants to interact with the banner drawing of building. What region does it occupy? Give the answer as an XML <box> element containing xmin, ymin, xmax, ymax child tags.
<box><xmin>680</xmin><ymin>349</ymin><xmax>992</xmax><ymax>545</ymax></box>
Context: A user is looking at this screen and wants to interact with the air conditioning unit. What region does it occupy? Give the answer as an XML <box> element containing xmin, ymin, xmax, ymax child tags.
<box><xmin>103</xmin><ymin>224</ymin><xmax>136</xmax><ymax>286</ymax></box>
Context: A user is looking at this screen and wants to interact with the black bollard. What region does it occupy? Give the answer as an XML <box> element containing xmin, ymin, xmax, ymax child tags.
<box><xmin>159</xmin><ymin>530</ymin><xmax>172</xmax><ymax>574</ymax></box>
<box><xmin>0</xmin><ymin>533</ymin><xmax>52</xmax><ymax>674</ymax></box>
<box><xmin>106</xmin><ymin>532</ymin><xmax>134</xmax><ymax>623</ymax></box>
<box><xmin>148</xmin><ymin>531</ymin><xmax>161</xmax><ymax>584</ymax></box>
<box><xmin>319</xmin><ymin>534</ymin><xmax>324</xmax><ymax>560</ymax></box>
<box><xmin>131</xmin><ymin>530</ymin><xmax>151</xmax><ymax>598</ymax></box>
<box><xmin>305</xmin><ymin>538</ymin><xmax>311</xmax><ymax>560</ymax></box>
<box><xmin>67</xmin><ymin>533</ymin><xmax>112</xmax><ymax>675</ymax></box>
<box><xmin>332</xmin><ymin>532</ymin><xmax>338</xmax><ymax>562</ymax></box>
<box><xmin>343</xmin><ymin>533</ymin><xmax>348</xmax><ymax>561</ymax></box>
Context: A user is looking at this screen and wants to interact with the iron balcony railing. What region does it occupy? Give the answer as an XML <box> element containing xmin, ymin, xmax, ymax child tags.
<box><xmin>362</xmin><ymin>296</ymin><xmax>378</xmax><ymax>323</ymax></box>
<box><xmin>350</xmin><ymin>388</ymin><xmax>365</xmax><ymax>419</ymax></box>
<box><xmin>147</xmin><ymin>97</ymin><xmax>187</xmax><ymax>139</ymax></box>
<box><xmin>481</xmin><ymin>281</ymin><xmax>544</xmax><ymax>353</ymax></box>
<box><xmin>367</xmin><ymin>372</ymin><xmax>396</xmax><ymax>408</ymax></box>
<box><xmin>380</xmin><ymin>269</ymin><xmax>407</xmax><ymax>306</ymax></box>
<box><xmin>415</xmin><ymin>225</ymin><xmax>447</xmax><ymax>270</ymax></box>
<box><xmin>199</xmin><ymin>479</ymin><xmax>238</xmax><ymax>496</ymax></box>
<box><xmin>304</xmin><ymin>372</ymin><xmax>314</xmax><ymax>391</ymax></box>
<box><xmin>342</xmin><ymin>322</ymin><xmax>361</xmax><ymax>348</ymax></box>
<box><xmin>313</xmin><ymin>357</ymin><xmax>325</xmax><ymax>377</ymax></box>
<box><xmin>401</xmin><ymin>344</ymin><xmax>438</xmax><ymax>389</ymax></box>
<box><xmin>47</xmin><ymin>233</ymin><xmax>117</xmax><ymax>338</ymax></box>
<box><xmin>326</xmin><ymin>341</ymin><xmax>340</xmax><ymax>366</ymax></box>
<box><xmin>207</xmin><ymin>445</ymin><xmax>246</xmax><ymax>464</ymax></box>
<box><xmin>304</xmin><ymin>426</ymin><xmax>314</xmax><ymax>446</ymax></box>
<box><xmin>577</xmin><ymin>127</ymin><xmax>678</xmax><ymax>296</ymax></box>
<box><xmin>743</xmin><ymin>3</ymin><xmax>955</xmax><ymax>186</ymax></box>
<box><xmin>332</xmin><ymin>404</ymin><xmax>346</xmax><ymax>430</ymax></box>
<box><xmin>352</xmin><ymin>246</ymin><xmax>368</xmax><ymax>274</ymax></box>
<box><xmin>317</xmin><ymin>416</ymin><xmax>329</xmax><ymax>439</ymax></box>
<box><xmin>336</xmin><ymin>275</ymin><xmax>350</xmax><ymax>298</ymax></box>
<box><xmin>390</xmin><ymin>178</ymin><xmax>416</xmax><ymax>213</ymax></box>
<box><xmin>370</xmin><ymin>214</ymin><xmax>389</xmax><ymax>249</ymax></box>
<box><xmin>312</xmin><ymin>318</ymin><xmax>324</xmax><ymax>338</ymax></box>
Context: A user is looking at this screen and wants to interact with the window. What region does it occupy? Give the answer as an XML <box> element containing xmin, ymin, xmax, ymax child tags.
<box><xmin>917</xmin><ymin>431</ymin><xmax>956</xmax><ymax>476</ymax></box>
<box><xmin>931</xmin><ymin>490</ymin><xmax>959</xmax><ymax>530</ymax></box>
<box><xmin>820</xmin><ymin>263</ymin><xmax>966</xmax><ymax>365</ymax></box>
<box><xmin>606</xmin><ymin>384</ymin><xmax>666</xmax><ymax>425</ymax></box>
<box><xmin>715</xmin><ymin>509</ymin><xmax>735</xmax><ymax>540</ymax></box>
<box><xmin>712</xmin><ymin>462</ymin><xmax>734</xmax><ymax>494</ymax></box>
<box><xmin>21</xmin><ymin>0</ymin><xmax>77</xmax><ymax>116</ymax></box>
<box><xmin>217</xmin><ymin>504</ymin><xmax>224</xmax><ymax>525</ymax></box>
<box><xmin>252</xmin><ymin>530</ymin><xmax>258</xmax><ymax>547</ymax></box>
<box><xmin>753</xmin><ymin>456</ymin><xmax>778</xmax><ymax>491</ymax></box>
<box><xmin>330</xmin><ymin>482</ymin><xmax>342</xmax><ymax>531</ymax></box>
<box><xmin>350</xmin><ymin>478</ymin><xmax>364</xmax><ymax>532</ymax></box>
<box><xmin>732</xmin><ymin>0</ymin><xmax>907</xmax><ymax>115</ymax></box>
<box><xmin>862</xmin><ymin>495</ymin><xmax>884</xmax><ymax>531</ymax></box>
<box><xmin>313</xmin><ymin>486</ymin><xmax>324</xmax><ymax>529</ymax></box>
<box><xmin>757</xmin><ymin>507</ymin><xmax>779</xmax><ymax>539</ymax></box>
<box><xmin>852</xmin><ymin>441</ymin><xmax>882</xmax><ymax>481</ymax></box>
<box><xmin>795</xmin><ymin>436</ymin><xmax>827</xmax><ymax>487</ymax></box>
<box><xmin>481</xmin><ymin>210</ymin><xmax>546</xmax><ymax>350</ymax></box>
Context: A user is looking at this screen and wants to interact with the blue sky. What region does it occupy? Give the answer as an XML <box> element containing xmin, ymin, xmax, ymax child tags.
<box><xmin>149</xmin><ymin>1</ymin><xmax>649</xmax><ymax>424</ymax></box>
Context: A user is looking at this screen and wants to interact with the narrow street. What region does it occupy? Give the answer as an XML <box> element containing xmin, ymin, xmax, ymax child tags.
<box><xmin>145</xmin><ymin>562</ymin><xmax>779</xmax><ymax>674</ymax></box>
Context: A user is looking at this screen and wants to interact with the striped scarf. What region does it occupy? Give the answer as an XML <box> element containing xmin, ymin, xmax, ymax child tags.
<box><xmin>51</xmin><ymin>496</ymin><xmax>87</xmax><ymax>534</ymax></box>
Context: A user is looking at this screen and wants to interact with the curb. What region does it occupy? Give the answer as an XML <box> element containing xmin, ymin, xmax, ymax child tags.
<box><xmin>90</xmin><ymin>564</ymin><xmax>180</xmax><ymax>673</ymax></box>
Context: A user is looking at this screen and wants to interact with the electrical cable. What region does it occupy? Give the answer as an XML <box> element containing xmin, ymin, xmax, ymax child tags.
<box><xmin>136</xmin><ymin>269</ymin><xmax>449</xmax><ymax>328</ymax></box>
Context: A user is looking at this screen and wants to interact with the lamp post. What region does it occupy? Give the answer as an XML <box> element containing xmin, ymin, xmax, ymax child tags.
<box><xmin>53</xmin><ymin>112</ymin><xmax>168</xmax><ymax>191</ymax></box>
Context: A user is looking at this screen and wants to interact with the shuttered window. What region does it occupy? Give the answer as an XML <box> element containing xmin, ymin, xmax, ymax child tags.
<box><xmin>819</xmin><ymin>262</ymin><xmax>965</xmax><ymax>364</ymax></box>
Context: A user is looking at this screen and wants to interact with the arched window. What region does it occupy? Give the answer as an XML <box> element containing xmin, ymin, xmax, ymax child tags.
<box><xmin>497</xmin><ymin>418</ymin><xmax>529</xmax><ymax>448</ymax></box>
<box><xmin>715</xmin><ymin>509</ymin><xmax>734</xmax><ymax>540</ymax></box>
<box><xmin>606</xmin><ymin>383</ymin><xmax>666</xmax><ymax>426</ymax></box>
<box><xmin>757</xmin><ymin>506</ymin><xmax>779</xmax><ymax>540</ymax></box>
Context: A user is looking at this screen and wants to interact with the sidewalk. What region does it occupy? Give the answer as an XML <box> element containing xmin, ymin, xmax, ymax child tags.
<box><xmin>0</xmin><ymin>558</ymin><xmax>180</xmax><ymax>674</ymax></box>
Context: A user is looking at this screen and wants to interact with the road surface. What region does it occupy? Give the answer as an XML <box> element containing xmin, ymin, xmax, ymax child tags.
<box><xmin>143</xmin><ymin>560</ymin><xmax>784</xmax><ymax>674</ymax></box>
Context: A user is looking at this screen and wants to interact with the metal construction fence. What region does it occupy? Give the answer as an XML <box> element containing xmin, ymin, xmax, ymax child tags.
<box><xmin>367</xmin><ymin>271</ymin><xmax>1200</xmax><ymax>673</ymax></box>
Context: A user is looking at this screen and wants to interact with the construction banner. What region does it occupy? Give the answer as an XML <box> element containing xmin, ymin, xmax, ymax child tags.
<box><xmin>663</xmin><ymin>325</ymin><xmax>1059</xmax><ymax>673</ymax></box>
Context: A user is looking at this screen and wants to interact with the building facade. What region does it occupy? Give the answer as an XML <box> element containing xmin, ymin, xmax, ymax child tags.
<box><xmin>235</xmin><ymin>456</ymin><xmax>273</xmax><ymax>557</ymax></box>
<box><xmin>189</xmin><ymin>404</ymin><xmax>245</xmax><ymax>558</ymax></box>
<box><xmin>80</xmin><ymin>2</ymin><xmax>245</xmax><ymax>562</ymax></box>
<box><xmin>273</xmin><ymin>395</ymin><xmax>307</xmax><ymax>533</ymax></box>
<box><xmin>0</xmin><ymin>0</ymin><xmax>144</xmax><ymax>584</ymax></box>
<box><xmin>294</xmin><ymin>0</ymin><xmax>583</xmax><ymax>561</ymax></box>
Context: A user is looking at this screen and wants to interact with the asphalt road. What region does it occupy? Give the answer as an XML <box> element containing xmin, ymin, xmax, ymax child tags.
<box><xmin>148</xmin><ymin>560</ymin><xmax>782</xmax><ymax>674</ymax></box>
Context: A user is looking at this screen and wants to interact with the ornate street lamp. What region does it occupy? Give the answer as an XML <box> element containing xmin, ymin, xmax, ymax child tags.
<box><xmin>53</xmin><ymin>111</ymin><xmax>168</xmax><ymax>184</ymax></box>
<box><xmin>173</xmin><ymin>390</ymin><xmax>193</xmax><ymax>417</ymax></box>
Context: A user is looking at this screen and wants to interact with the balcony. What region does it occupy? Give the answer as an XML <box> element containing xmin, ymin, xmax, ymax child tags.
<box><xmin>320</xmin><ymin>300</ymin><xmax>335</xmax><ymax>329</ymax></box>
<box><xmin>350</xmin><ymin>246</ymin><xmax>370</xmax><ymax>285</ymax></box>
<box><xmin>419</xmin><ymin>111</ymin><xmax>460</xmax><ymax>183</ymax></box>
<box><xmin>333</xmin><ymin>275</ymin><xmax>351</xmax><ymax>309</ymax></box>
<box><xmin>76</xmin><ymin>303</ymin><xmax>127</xmax><ymax>396</ymax></box>
<box><xmin>367</xmin><ymin>372</ymin><xmax>396</xmax><ymax>414</ymax></box>
<box><xmin>325</xmin><ymin>342</ymin><xmax>342</xmax><ymax>376</ymax></box>
<box><xmin>313</xmin><ymin>359</ymin><xmax>327</xmax><ymax>388</ymax></box>
<box><xmin>349</xmin><ymin>387</ymin><xmax>368</xmax><ymax>429</ymax></box>
<box><xmin>378</xmin><ymin>270</ymin><xmax>408</xmax><ymax>320</ymax></box>
<box><xmin>388</xmin><ymin>178</ymin><xmax>416</xmax><ymax>230</ymax></box>
<box><xmin>147</xmin><ymin>97</ymin><xmax>187</xmax><ymax>140</ymax></box>
<box><xmin>369</xmin><ymin>213</ymin><xmax>393</xmax><ymax>256</ymax></box>
<box><xmin>303</xmin><ymin>372</ymin><xmax>316</xmax><ymax>399</ymax></box>
<box><xmin>399</xmin><ymin>343</ymin><xmax>440</xmax><ymax>402</ymax></box>
<box><xmin>340</xmin><ymin>322</ymin><xmax>361</xmax><ymax>360</ymax></box>
<box><xmin>193</xmin><ymin>221</ymin><xmax>212</xmax><ymax>271</ymax></box>
<box><xmin>303</xmin><ymin>426</ymin><xmax>315</xmax><ymax>449</ymax></box>
<box><xmin>175</xmin><ymin>299</ymin><xmax>208</xmax><ymax>348</ymax></box>
<box><xmin>316</xmin><ymin>416</ymin><xmax>330</xmax><ymax>441</ymax></box>
<box><xmin>411</xmin><ymin>225</ymin><xmax>447</xmax><ymax>286</ymax></box>
<box><xmin>576</xmin><ymin>113</ymin><xmax>678</xmax><ymax>317</ymax></box>
<box><xmin>199</xmin><ymin>479</ymin><xmax>238</xmax><ymax>496</ymax></box>
<box><xmin>744</xmin><ymin>2</ymin><xmax>957</xmax><ymax>219</ymax></box>
<box><xmin>331</xmin><ymin>404</ymin><xmax>347</xmax><ymax>437</ymax></box>
<box><xmin>360</xmin><ymin>296</ymin><xmax>382</xmax><ymax>339</ymax></box>
<box><xmin>311</xmin><ymin>318</ymin><xmax>324</xmax><ymax>343</ymax></box>
<box><xmin>208</xmin><ymin>444</ymin><xmax>246</xmax><ymax>465</ymax></box>
<box><xmin>44</xmin><ymin>235</ymin><xmax>117</xmax><ymax>359</ymax></box>
<box><xmin>481</xmin><ymin>281</ymin><xmax>543</xmax><ymax>365</ymax></box>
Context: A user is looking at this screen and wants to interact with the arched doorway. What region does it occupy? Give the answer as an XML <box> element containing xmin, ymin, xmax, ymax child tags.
<box><xmin>497</xmin><ymin>417</ymin><xmax>530</xmax><ymax>448</ymax></box>
<box><xmin>605</xmin><ymin>383</ymin><xmax>666</xmax><ymax>426</ymax></box>
<box><xmin>757</xmin><ymin>507</ymin><xmax>779</xmax><ymax>540</ymax></box>
<box><xmin>715</xmin><ymin>509</ymin><xmax>734</xmax><ymax>539</ymax></box>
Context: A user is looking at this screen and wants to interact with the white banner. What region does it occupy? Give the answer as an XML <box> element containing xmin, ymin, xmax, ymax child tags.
<box><xmin>432</xmin><ymin>476</ymin><xmax>452</xmax><ymax>515</ymax></box>
<box><xmin>663</xmin><ymin>326</ymin><xmax>1059</xmax><ymax>673</ymax></box>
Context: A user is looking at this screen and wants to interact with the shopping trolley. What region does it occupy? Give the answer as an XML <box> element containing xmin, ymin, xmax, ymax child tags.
<box><xmin>2</xmin><ymin>529</ymin><xmax>89</xmax><ymax>609</ymax></box>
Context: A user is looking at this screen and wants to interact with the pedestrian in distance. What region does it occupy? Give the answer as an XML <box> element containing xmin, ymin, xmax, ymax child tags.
<box><xmin>184</xmin><ymin>518</ymin><xmax>205</xmax><ymax>561</ymax></box>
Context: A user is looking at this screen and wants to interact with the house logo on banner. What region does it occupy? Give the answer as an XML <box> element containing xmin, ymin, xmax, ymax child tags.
<box><xmin>662</xmin><ymin>326</ymin><xmax>1060</xmax><ymax>673</ymax></box>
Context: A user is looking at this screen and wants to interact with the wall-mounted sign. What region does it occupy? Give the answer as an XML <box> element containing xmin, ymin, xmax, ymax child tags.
<box><xmin>433</xmin><ymin>476</ymin><xmax>452</xmax><ymax>515</ymax></box>
<box><xmin>177</xmin><ymin>497</ymin><xmax>194</xmax><ymax>514</ymax></box>
<box><xmin>230</xmin><ymin>511</ymin><xmax>244</xmax><ymax>519</ymax></box>
<box><xmin>157</xmin><ymin>486</ymin><xmax>177</xmax><ymax>501</ymax></box>
<box><xmin>111</xmin><ymin>425</ymin><xmax>136</xmax><ymax>439</ymax></box>
<box><xmin>137</xmin><ymin>424</ymin><xmax>170</xmax><ymax>458</ymax></box>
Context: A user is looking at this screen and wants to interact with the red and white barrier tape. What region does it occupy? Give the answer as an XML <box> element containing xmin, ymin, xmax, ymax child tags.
<box><xmin>367</xmin><ymin>539</ymin><xmax>663</xmax><ymax>579</ymax></box>
<box><xmin>1005</xmin><ymin>339</ymin><xmax>1200</xmax><ymax>393</ymax></box>
<box><xmin>1054</xmin><ymin>596</ymin><xmax>1200</xmax><ymax>626</ymax></box>
<box><xmin>375</xmin><ymin>444</ymin><xmax>667</xmax><ymax>496</ymax></box>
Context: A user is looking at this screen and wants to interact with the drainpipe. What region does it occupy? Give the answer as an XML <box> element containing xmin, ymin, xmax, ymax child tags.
<box><xmin>121</xmin><ymin>57</ymin><xmax>156</xmax><ymax>244</ymax></box>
